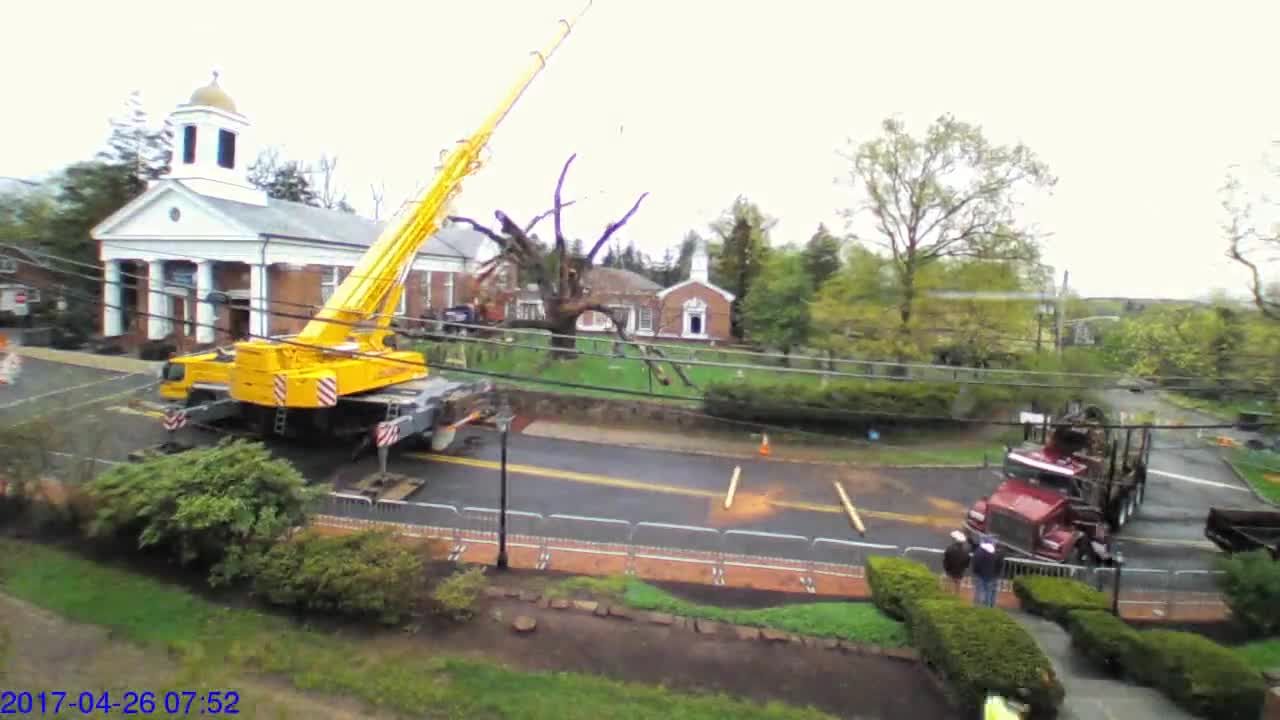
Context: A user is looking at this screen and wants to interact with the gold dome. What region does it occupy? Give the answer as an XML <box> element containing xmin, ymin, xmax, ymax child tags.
<box><xmin>188</xmin><ymin>72</ymin><xmax>237</xmax><ymax>113</ymax></box>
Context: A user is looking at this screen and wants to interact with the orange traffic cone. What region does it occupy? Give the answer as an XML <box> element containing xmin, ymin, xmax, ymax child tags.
<box><xmin>759</xmin><ymin>433</ymin><xmax>772</xmax><ymax>457</ymax></box>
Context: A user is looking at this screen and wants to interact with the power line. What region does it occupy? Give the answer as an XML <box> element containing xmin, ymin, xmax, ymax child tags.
<box><xmin>20</xmin><ymin>275</ymin><xmax>1275</xmax><ymax>432</ymax></box>
<box><xmin>14</xmin><ymin>242</ymin><xmax>1279</xmax><ymax>389</ymax></box>
<box><xmin>20</xmin><ymin>254</ymin><xmax>1267</xmax><ymax>394</ymax></box>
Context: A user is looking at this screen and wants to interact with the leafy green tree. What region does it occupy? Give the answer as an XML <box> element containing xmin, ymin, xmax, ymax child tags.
<box><xmin>811</xmin><ymin>246</ymin><xmax>921</xmax><ymax>360</ymax></box>
<box><xmin>840</xmin><ymin>114</ymin><xmax>1055</xmax><ymax>359</ymax></box>
<box><xmin>742</xmin><ymin>250</ymin><xmax>814</xmax><ymax>362</ymax></box>
<box><xmin>49</xmin><ymin>161</ymin><xmax>139</xmax><ymax>272</ymax></box>
<box><xmin>931</xmin><ymin>260</ymin><xmax>1036</xmax><ymax>366</ymax></box>
<box><xmin>710</xmin><ymin>196</ymin><xmax>774</xmax><ymax>339</ymax></box>
<box><xmin>252</xmin><ymin>529</ymin><xmax>423</xmax><ymax>624</ymax></box>
<box><xmin>802</xmin><ymin>223</ymin><xmax>842</xmax><ymax>288</ymax></box>
<box><xmin>86</xmin><ymin>439</ymin><xmax>320</xmax><ymax>586</ymax></box>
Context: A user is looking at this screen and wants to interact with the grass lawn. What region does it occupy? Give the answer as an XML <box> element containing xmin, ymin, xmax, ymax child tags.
<box><xmin>1236</xmin><ymin>638</ymin><xmax>1280</xmax><ymax>672</ymax></box>
<box><xmin>545</xmin><ymin>576</ymin><xmax>908</xmax><ymax>647</ymax></box>
<box><xmin>1224</xmin><ymin>448</ymin><xmax>1280</xmax><ymax>504</ymax></box>
<box><xmin>1163</xmin><ymin>392</ymin><xmax>1273</xmax><ymax>423</ymax></box>
<box><xmin>0</xmin><ymin>540</ymin><xmax>833</xmax><ymax>720</ymax></box>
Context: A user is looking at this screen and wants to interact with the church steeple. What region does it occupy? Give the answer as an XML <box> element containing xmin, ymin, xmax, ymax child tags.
<box><xmin>162</xmin><ymin>71</ymin><xmax>266</xmax><ymax>206</ymax></box>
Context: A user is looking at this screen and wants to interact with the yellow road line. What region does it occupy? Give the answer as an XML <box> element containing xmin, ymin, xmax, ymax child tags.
<box><xmin>409</xmin><ymin>452</ymin><xmax>957</xmax><ymax>529</ymax></box>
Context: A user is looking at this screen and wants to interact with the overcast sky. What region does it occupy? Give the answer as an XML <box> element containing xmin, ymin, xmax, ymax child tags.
<box><xmin>4</xmin><ymin>0</ymin><xmax>1278</xmax><ymax>299</ymax></box>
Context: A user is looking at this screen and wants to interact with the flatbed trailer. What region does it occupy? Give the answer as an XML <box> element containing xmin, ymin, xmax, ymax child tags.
<box><xmin>1205</xmin><ymin>507</ymin><xmax>1280</xmax><ymax>559</ymax></box>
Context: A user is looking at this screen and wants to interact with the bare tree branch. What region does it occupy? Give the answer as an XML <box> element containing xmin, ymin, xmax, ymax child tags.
<box><xmin>524</xmin><ymin>199</ymin><xmax>577</xmax><ymax>235</ymax></box>
<box><xmin>586</xmin><ymin>192</ymin><xmax>650</xmax><ymax>262</ymax></box>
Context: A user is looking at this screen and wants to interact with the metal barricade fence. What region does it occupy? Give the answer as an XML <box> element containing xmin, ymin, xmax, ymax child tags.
<box><xmin>721</xmin><ymin>529</ymin><xmax>812</xmax><ymax>589</ymax></box>
<box><xmin>1170</xmin><ymin>569</ymin><xmax>1227</xmax><ymax>615</ymax></box>
<box><xmin>628</xmin><ymin>522</ymin><xmax>723</xmax><ymax>580</ymax></box>
<box><xmin>542</xmin><ymin>514</ymin><xmax>633</xmax><ymax>565</ymax></box>
<box><xmin>1093</xmin><ymin>567</ymin><xmax>1172</xmax><ymax>613</ymax></box>
<box><xmin>809</xmin><ymin>538</ymin><xmax>900</xmax><ymax>578</ymax></box>
<box><xmin>1000</xmin><ymin>557</ymin><xmax>1090</xmax><ymax>592</ymax></box>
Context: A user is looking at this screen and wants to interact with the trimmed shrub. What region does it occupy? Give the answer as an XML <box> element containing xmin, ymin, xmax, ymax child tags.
<box><xmin>252</xmin><ymin>529</ymin><xmax>424</xmax><ymax>625</ymax></box>
<box><xmin>703</xmin><ymin>378</ymin><xmax>1075</xmax><ymax>430</ymax></box>
<box><xmin>1214</xmin><ymin>549</ymin><xmax>1280</xmax><ymax>636</ymax></box>
<box><xmin>1013</xmin><ymin>576</ymin><xmax>1109</xmax><ymax>623</ymax></box>
<box><xmin>431</xmin><ymin>565</ymin><xmax>488</xmax><ymax>621</ymax></box>
<box><xmin>1065</xmin><ymin>610</ymin><xmax>1142</xmax><ymax>676</ymax></box>
<box><xmin>866</xmin><ymin>556</ymin><xmax>946</xmax><ymax>621</ymax></box>
<box><xmin>1130</xmin><ymin>630</ymin><xmax>1265</xmax><ymax>720</ymax></box>
<box><xmin>910</xmin><ymin>598</ymin><xmax>1064</xmax><ymax>717</ymax></box>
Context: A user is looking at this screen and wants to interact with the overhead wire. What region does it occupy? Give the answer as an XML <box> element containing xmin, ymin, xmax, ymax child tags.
<box><xmin>18</xmin><ymin>272</ymin><xmax>1277</xmax><ymax>432</ymax></box>
<box><xmin>13</xmin><ymin>242</ymin><xmax>1276</xmax><ymax>390</ymax></box>
<box><xmin>17</xmin><ymin>254</ymin><xmax>1269</xmax><ymax>394</ymax></box>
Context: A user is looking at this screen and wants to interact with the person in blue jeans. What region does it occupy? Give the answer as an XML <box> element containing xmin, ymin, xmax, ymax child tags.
<box><xmin>971</xmin><ymin>535</ymin><xmax>1001</xmax><ymax>607</ymax></box>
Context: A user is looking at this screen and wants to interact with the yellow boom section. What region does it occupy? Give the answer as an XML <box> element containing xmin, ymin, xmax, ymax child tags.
<box><xmin>302</xmin><ymin>5</ymin><xmax>590</xmax><ymax>346</ymax></box>
<box><xmin>214</xmin><ymin>3</ymin><xmax>591</xmax><ymax>409</ymax></box>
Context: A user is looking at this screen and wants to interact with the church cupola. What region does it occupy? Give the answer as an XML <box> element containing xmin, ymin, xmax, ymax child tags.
<box><xmin>163</xmin><ymin>72</ymin><xmax>266</xmax><ymax>206</ymax></box>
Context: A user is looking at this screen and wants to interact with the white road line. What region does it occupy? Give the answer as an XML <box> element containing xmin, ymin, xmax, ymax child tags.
<box><xmin>0</xmin><ymin>373</ymin><xmax>134</xmax><ymax>410</ymax></box>
<box><xmin>1148</xmin><ymin>468</ymin><xmax>1249</xmax><ymax>492</ymax></box>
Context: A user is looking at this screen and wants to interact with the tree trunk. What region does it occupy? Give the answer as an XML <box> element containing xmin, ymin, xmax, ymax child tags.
<box><xmin>548</xmin><ymin>317</ymin><xmax>578</xmax><ymax>359</ymax></box>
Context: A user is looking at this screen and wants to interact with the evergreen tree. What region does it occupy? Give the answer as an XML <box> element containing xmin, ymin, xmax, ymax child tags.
<box><xmin>570</xmin><ymin>237</ymin><xmax>584</xmax><ymax>258</ymax></box>
<box><xmin>98</xmin><ymin>90</ymin><xmax>172</xmax><ymax>199</ymax></box>
<box><xmin>802</xmin><ymin>223</ymin><xmax>842</xmax><ymax>288</ymax></box>
<box><xmin>710</xmin><ymin>197</ymin><xmax>774</xmax><ymax>339</ymax></box>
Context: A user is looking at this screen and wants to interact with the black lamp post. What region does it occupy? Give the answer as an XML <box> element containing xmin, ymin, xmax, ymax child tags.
<box><xmin>495</xmin><ymin>403</ymin><xmax>514</xmax><ymax>571</ymax></box>
<box><xmin>1111</xmin><ymin>542</ymin><xmax>1126</xmax><ymax>617</ymax></box>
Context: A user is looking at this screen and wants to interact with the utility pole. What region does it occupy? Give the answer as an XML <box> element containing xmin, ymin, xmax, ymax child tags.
<box><xmin>1055</xmin><ymin>270</ymin><xmax>1069</xmax><ymax>357</ymax></box>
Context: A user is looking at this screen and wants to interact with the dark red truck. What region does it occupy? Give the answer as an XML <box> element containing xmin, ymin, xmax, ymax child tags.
<box><xmin>964</xmin><ymin>406</ymin><xmax>1152</xmax><ymax>565</ymax></box>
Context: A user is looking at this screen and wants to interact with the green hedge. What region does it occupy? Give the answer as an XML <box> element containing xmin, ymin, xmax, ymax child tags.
<box><xmin>703</xmin><ymin>378</ymin><xmax>1075</xmax><ymax>429</ymax></box>
<box><xmin>1013</xmin><ymin>576</ymin><xmax>1109</xmax><ymax>623</ymax></box>
<box><xmin>866</xmin><ymin>556</ymin><xmax>946</xmax><ymax>621</ymax></box>
<box><xmin>1128</xmin><ymin>630</ymin><xmax>1265</xmax><ymax>720</ymax></box>
<box><xmin>1065</xmin><ymin>610</ymin><xmax>1141</xmax><ymax>676</ymax></box>
<box><xmin>910</xmin><ymin>598</ymin><xmax>1064</xmax><ymax>717</ymax></box>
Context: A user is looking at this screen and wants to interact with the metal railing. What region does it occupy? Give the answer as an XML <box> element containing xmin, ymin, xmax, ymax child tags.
<box><xmin>311</xmin><ymin>493</ymin><xmax>1229</xmax><ymax>614</ymax></box>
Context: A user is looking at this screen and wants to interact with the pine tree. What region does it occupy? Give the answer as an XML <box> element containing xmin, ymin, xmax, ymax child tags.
<box><xmin>711</xmin><ymin>197</ymin><xmax>773</xmax><ymax>339</ymax></box>
<box><xmin>802</xmin><ymin>223</ymin><xmax>843</xmax><ymax>288</ymax></box>
<box><xmin>99</xmin><ymin>90</ymin><xmax>173</xmax><ymax>199</ymax></box>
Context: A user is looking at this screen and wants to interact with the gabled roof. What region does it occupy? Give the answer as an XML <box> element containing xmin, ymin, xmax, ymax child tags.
<box><xmin>656</xmin><ymin>278</ymin><xmax>735</xmax><ymax>303</ymax></box>
<box><xmin>585</xmin><ymin>267</ymin><xmax>661</xmax><ymax>295</ymax></box>
<box><xmin>93</xmin><ymin>179</ymin><xmax>488</xmax><ymax>260</ymax></box>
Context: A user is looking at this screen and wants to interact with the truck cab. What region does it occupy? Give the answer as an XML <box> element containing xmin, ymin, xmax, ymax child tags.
<box><xmin>965</xmin><ymin>407</ymin><xmax>1149</xmax><ymax>566</ymax></box>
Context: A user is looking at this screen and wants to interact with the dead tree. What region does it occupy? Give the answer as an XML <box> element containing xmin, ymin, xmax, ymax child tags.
<box><xmin>450</xmin><ymin>154</ymin><xmax>695</xmax><ymax>388</ymax></box>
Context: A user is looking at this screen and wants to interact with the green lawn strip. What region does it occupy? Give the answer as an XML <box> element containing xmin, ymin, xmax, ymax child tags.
<box><xmin>551</xmin><ymin>577</ymin><xmax>907</xmax><ymax>647</ymax></box>
<box><xmin>1236</xmin><ymin>638</ymin><xmax>1280</xmax><ymax>672</ymax></box>
<box><xmin>0</xmin><ymin>541</ymin><xmax>833</xmax><ymax>720</ymax></box>
<box><xmin>1224</xmin><ymin>449</ymin><xmax>1280</xmax><ymax>504</ymax></box>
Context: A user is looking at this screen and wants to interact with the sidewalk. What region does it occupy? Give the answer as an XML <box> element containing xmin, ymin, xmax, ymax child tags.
<box><xmin>10</xmin><ymin>345</ymin><xmax>161</xmax><ymax>375</ymax></box>
<box><xmin>1014</xmin><ymin>613</ymin><xmax>1195</xmax><ymax>720</ymax></box>
<box><xmin>521</xmin><ymin>419</ymin><xmax>992</xmax><ymax>467</ymax></box>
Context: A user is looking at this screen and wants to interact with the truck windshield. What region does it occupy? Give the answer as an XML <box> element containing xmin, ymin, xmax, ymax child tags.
<box><xmin>1004</xmin><ymin>459</ymin><xmax>1076</xmax><ymax>495</ymax></box>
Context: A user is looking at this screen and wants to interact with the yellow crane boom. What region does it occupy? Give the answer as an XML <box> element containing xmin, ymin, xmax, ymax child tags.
<box><xmin>196</xmin><ymin>3</ymin><xmax>592</xmax><ymax>409</ymax></box>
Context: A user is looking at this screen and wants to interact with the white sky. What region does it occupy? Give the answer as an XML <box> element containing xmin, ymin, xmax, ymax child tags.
<box><xmin>3</xmin><ymin>0</ymin><xmax>1278</xmax><ymax>299</ymax></box>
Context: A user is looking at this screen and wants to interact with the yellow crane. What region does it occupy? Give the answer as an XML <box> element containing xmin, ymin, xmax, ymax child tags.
<box><xmin>158</xmin><ymin>3</ymin><xmax>592</xmax><ymax>460</ymax></box>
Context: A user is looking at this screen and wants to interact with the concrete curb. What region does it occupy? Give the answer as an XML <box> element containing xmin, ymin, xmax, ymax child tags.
<box><xmin>483</xmin><ymin>584</ymin><xmax>921</xmax><ymax>661</ymax></box>
<box><xmin>1218</xmin><ymin>453</ymin><xmax>1280</xmax><ymax>509</ymax></box>
<box><xmin>11</xmin><ymin>346</ymin><xmax>162</xmax><ymax>375</ymax></box>
<box><xmin>518</xmin><ymin>426</ymin><xmax>988</xmax><ymax>470</ymax></box>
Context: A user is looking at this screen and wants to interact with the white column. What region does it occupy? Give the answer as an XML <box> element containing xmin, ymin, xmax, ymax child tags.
<box><xmin>445</xmin><ymin>272</ymin><xmax>454</xmax><ymax>306</ymax></box>
<box><xmin>147</xmin><ymin>260</ymin><xmax>169</xmax><ymax>340</ymax></box>
<box><xmin>249</xmin><ymin>263</ymin><xmax>270</xmax><ymax>338</ymax></box>
<box><xmin>102</xmin><ymin>260</ymin><xmax>123</xmax><ymax>337</ymax></box>
<box><xmin>195</xmin><ymin>260</ymin><xmax>215</xmax><ymax>344</ymax></box>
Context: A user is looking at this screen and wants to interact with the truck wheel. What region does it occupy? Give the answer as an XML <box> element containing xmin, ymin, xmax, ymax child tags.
<box><xmin>1135</xmin><ymin>480</ymin><xmax>1146</xmax><ymax>508</ymax></box>
<box><xmin>1108</xmin><ymin>495</ymin><xmax>1129</xmax><ymax>528</ymax></box>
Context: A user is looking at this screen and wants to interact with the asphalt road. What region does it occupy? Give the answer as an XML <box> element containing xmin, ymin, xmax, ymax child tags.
<box><xmin>8</xmin><ymin>353</ymin><xmax>1269</xmax><ymax>573</ymax></box>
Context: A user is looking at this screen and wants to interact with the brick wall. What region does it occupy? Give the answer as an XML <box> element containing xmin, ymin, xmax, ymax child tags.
<box><xmin>655</xmin><ymin>282</ymin><xmax>732</xmax><ymax>341</ymax></box>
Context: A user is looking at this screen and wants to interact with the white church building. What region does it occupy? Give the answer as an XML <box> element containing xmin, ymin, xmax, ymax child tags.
<box><xmin>92</xmin><ymin>74</ymin><xmax>491</xmax><ymax>351</ymax></box>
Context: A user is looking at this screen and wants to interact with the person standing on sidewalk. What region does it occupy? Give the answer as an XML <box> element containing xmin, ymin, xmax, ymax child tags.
<box><xmin>971</xmin><ymin>535</ymin><xmax>1001</xmax><ymax>607</ymax></box>
<box><xmin>942</xmin><ymin>530</ymin><xmax>971</xmax><ymax>595</ymax></box>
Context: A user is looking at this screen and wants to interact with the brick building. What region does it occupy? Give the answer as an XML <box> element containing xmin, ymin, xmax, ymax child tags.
<box><xmin>490</xmin><ymin>236</ymin><xmax>734</xmax><ymax>342</ymax></box>
<box><xmin>91</xmin><ymin>74</ymin><xmax>492</xmax><ymax>352</ymax></box>
<box><xmin>0</xmin><ymin>246</ymin><xmax>58</xmax><ymax>323</ymax></box>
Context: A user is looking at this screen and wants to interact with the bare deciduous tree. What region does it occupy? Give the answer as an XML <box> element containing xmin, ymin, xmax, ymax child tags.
<box><xmin>1223</xmin><ymin>149</ymin><xmax>1280</xmax><ymax>320</ymax></box>
<box><xmin>450</xmin><ymin>154</ymin><xmax>694</xmax><ymax>387</ymax></box>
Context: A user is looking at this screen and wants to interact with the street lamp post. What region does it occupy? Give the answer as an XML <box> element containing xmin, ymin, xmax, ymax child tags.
<box><xmin>495</xmin><ymin>404</ymin><xmax>514</xmax><ymax>571</ymax></box>
<box><xmin>1111</xmin><ymin>543</ymin><xmax>1126</xmax><ymax>617</ymax></box>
